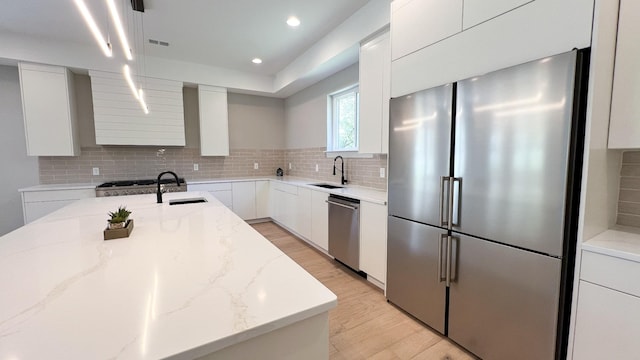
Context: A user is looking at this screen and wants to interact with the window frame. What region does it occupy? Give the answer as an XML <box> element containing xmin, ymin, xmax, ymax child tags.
<box><xmin>327</xmin><ymin>84</ymin><xmax>360</xmax><ymax>152</ymax></box>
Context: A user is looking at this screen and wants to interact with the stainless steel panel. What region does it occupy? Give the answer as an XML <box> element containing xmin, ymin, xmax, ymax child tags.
<box><xmin>386</xmin><ymin>216</ymin><xmax>446</xmax><ymax>333</ymax></box>
<box><xmin>454</xmin><ymin>51</ymin><xmax>577</xmax><ymax>256</ymax></box>
<box><xmin>328</xmin><ymin>196</ymin><xmax>360</xmax><ymax>270</ymax></box>
<box><xmin>448</xmin><ymin>233</ymin><xmax>561</xmax><ymax>360</ymax></box>
<box><xmin>389</xmin><ymin>85</ymin><xmax>453</xmax><ymax>227</ymax></box>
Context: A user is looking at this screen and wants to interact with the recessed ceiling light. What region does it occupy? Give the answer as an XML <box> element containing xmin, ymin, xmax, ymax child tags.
<box><xmin>287</xmin><ymin>16</ymin><xmax>301</xmax><ymax>27</ymax></box>
<box><xmin>252</xmin><ymin>58</ymin><xmax>263</xmax><ymax>64</ymax></box>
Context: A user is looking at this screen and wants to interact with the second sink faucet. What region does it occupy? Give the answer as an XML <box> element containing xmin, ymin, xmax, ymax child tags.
<box><xmin>333</xmin><ymin>156</ymin><xmax>347</xmax><ymax>185</ymax></box>
<box><xmin>157</xmin><ymin>171</ymin><xmax>180</xmax><ymax>203</ymax></box>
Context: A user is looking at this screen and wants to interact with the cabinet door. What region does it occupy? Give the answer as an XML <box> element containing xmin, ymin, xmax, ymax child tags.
<box><xmin>255</xmin><ymin>180</ymin><xmax>270</xmax><ymax>218</ymax></box>
<box><xmin>210</xmin><ymin>190</ymin><xmax>233</xmax><ymax>209</ymax></box>
<box><xmin>24</xmin><ymin>200</ymin><xmax>76</xmax><ymax>224</ymax></box>
<box><xmin>19</xmin><ymin>63</ymin><xmax>78</xmax><ymax>156</ymax></box>
<box><xmin>609</xmin><ymin>0</ymin><xmax>640</xmax><ymax>148</ymax></box>
<box><xmin>573</xmin><ymin>281</ymin><xmax>640</xmax><ymax>359</ymax></box>
<box><xmin>359</xmin><ymin>202</ymin><xmax>388</xmax><ymax>284</ymax></box>
<box><xmin>232</xmin><ymin>182</ymin><xmax>256</xmax><ymax>220</ymax></box>
<box><xmin>199</xmin><ymin>85</ymin><xmax>229</xmax><ymax>156</ymax></box>
<box><xmin>282</xmin><ymin>192</ymin><xmax>297</xmax><ymax>231</ymax></box>
<box><xmin>359</xmin><ymin>31</ymin><xmax>390</xmax><ymax>154</ymax></box>
<box><xmin>391</xmin><ymin>0</ymin><xmax>463</xmax><ymax>60</ymax></box>
<box><xmin>296</xmin><ymin>188</ymin><xmax>312</xmax><ymax>239</ymax></box>
<box><xmin>463</xmin><ymin>0</ymin><xmax>533</xmax><ymax>29</ymax></box>
<box><xmin>311</xmin><ymin>191</ymin><xmax>329</xmax><ymax>251</ymax></box>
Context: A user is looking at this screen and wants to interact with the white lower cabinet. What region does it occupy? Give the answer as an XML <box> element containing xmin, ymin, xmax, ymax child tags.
<box><xmin>296</xmin><ymin>188</ymin><xmax>312</xmax><ymax>240</ymax></box>
<box><xmin>359</xmin><ymin>201</ymin><xmax>388</xmax><ymax>285</ymax></box>
<box><xmin>310</xmin><ymin>190</ymin><xmax>329</xmax><ymax>251</ymax></box>
<box><xmin>270</xmin><ymin>182</ymin><xmax>298</xmax><ymax>231</ymax></box>
<box><xmin>255</xmin><ymin>181</ymin><xmax>270</xmax><ymax>219</ymax></box>
<box><xmin>187</xmin><ymin>183</ymin><xmax>233</xmax><ymax>209</ymax></box>
<box><xmin>21</xmin><ymin>188</ymin><xmax>96</xmax><ymax>224</ymax></box>
<box><xmin>573</xmin><ymin>281</ymin><xmax>640</xmax><ymax>359</ymax></box>
<box><xmin>232</xmin><ymin>182</ymin><xmax>256</xmax><ymax>220</ymax></box>
<box><xmin>573</xmin><ymin>250</ymin><xmax>640</xmax><ymax>359</ymax></box>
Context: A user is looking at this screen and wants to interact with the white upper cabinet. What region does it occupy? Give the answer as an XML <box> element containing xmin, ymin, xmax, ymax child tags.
<box><xmin>18</xmin><ymin>62</ymin><xmax>79</xmax><ymax>156</ymax></box>
<box><xmin>463</xmin><ymin>0</ymin><xmax>533</xmax><ymax>29</ymax></box>
<box><xmin>391</xmin><ymin>0</ymin><xmax>463</xmax><ymax>61</ymax></box>
<box><xmin>89</xmin><ymin>70</ymin><xmax>185</xmax><ymax>146</ymax></box>
<box><xmin>391</xmin><ymin>0</ymin><xmax>594</xmax><ymax>97</ymax></box>
<box><xmin>359</xmin><ymin>31</ymin><xmax>391</xmax><ymax>155</ymax></box>
<box><xmin>608</xmin><ymin>0</ymin><xmax>640</xmax><ymax>149</ymax></box>
<box><xmin>198</xmin><ymin>85</ymin><xmax>229</xmax><ymax>156</ymax></box>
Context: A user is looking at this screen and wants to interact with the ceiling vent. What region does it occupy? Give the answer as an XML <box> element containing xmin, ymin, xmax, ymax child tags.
<box><xmin>148</xmin><ymin>39</ymin><xmax>170</xmax><ymax>47</ymax></box>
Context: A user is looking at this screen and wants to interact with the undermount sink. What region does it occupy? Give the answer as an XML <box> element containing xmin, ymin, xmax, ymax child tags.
<box><xmin>310</xmin><ymin>183</ymin><xmax>343</xmax><ymax>189</ymax></box>
<box><xmin>169</xmin><ymin>197</ymin><xmax>208</xmax><ymax>205</ymax></box>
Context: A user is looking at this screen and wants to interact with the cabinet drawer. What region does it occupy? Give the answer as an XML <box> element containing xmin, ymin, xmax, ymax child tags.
<box><xmin>22</xmin><ymin>189</ymin><xmax>95</xmax><ymax>203</ymax></box>
<box><xmin>581</xmin><ymin>250</ymin><xmax>640</xmax><ymax>297</ymax></box>
<box><xmin>187</xmin><ymin>182</ymin><xmax>232</xmax><ymax>192</ymax></box>
<box><xmin>271</xmin><ymin>182</ymin><xmax>298</xmax><ymax>195</ymax></box>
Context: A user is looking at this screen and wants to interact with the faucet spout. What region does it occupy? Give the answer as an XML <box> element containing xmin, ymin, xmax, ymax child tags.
<box><xmin>157</xmin><ymin>171</ymin><xmax>180</xmax><ymax>203</ymax></box>
<box><xmin>333</xmin><ymin>156</ymin><xmax>347</xmax><ymax>185</ymax></box>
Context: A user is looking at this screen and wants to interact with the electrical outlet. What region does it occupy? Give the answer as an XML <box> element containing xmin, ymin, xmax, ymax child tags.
<box><xmin>254</xmin><ymin>162</ymin><xmax>259</xmax><ymax>170</ymax></box>
<box><xmin>315</xmin><ymin>164</ymin><xmax>319</xmax><ymax>172</ymax></box>
<box><xmin>380</xmin><ymin>168</ymin><xmax>385</xmax><ymax>178</ymax></box>
<box><xmin>193</xmin><ymin>163</ymin><xmax>199</xmax><ymax>171</ymax></box>
<box><xmin>288</xmin><ymin>163</ymin><xmax>292</xmax><ymax>170</ymax></box>
<box><xmin>92</xmin><ymin>167</ymin><xmax>100</xmax><ymax>176</ymax></box>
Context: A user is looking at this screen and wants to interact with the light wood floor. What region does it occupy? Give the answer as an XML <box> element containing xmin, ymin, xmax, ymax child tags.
<box><xmin>251</xmin><ymin>222</ymin><xmax>477</xmax><ymax>360</ymax></box>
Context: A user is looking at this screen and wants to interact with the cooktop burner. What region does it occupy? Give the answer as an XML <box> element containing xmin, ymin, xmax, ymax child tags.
<box><xmin>95</xmin><ymin>178</ymin><xmax>186</xmax><ymax>197</ymax></box>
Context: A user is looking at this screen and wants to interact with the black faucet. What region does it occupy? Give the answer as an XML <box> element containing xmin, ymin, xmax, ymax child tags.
<box><xmin>333</xmin><ymin>156</ymin><xmax>347</xmax><ymax>185</ymax></box>
<box><xmin>157</xmin><ymin>171</ymin><xmax>180</xmax><ymax>203</ymax></box>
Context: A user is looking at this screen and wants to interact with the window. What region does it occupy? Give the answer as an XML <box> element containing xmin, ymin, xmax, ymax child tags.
<box><xmin>328</xmin><ymin>85</ymin><xmax>359</xmax><ymax>151</ymax></box>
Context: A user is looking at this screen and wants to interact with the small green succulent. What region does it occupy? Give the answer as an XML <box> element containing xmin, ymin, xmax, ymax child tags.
<box><xmin>108</xmin><ymin>206</ymin><xmax>132</xmax><ymax>224</ymax></box>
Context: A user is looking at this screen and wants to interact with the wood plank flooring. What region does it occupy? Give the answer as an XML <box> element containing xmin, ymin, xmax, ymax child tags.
<box><xmin>251</xmin><ymin>222</ymin><xmax>477</xmax><ymax>360</ymax></box>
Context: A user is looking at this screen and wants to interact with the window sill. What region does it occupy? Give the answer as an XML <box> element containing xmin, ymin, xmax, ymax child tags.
<box><xmin>325</xmin><ymin>150</ymin><xmax>374</xmax><ymax>159</ymax></box>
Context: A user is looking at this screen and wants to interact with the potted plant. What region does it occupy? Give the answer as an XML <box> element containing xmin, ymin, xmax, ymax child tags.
<box><xmin>108</xmin><ymin>206</ymin><xmax>132</xmax><ymax>230</ymax></box>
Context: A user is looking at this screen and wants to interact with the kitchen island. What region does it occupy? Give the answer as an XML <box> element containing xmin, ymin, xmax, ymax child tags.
<box><xmin>0</xmin><ymin>192</ymin><xmax>337</xmax><ymax>359</ymax></box>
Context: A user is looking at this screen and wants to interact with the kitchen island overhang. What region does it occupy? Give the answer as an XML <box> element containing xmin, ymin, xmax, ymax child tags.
<box><xmin>0</xmin><ymin>191</ymin><xmax>337</xmax><ymax>359</ymax></box>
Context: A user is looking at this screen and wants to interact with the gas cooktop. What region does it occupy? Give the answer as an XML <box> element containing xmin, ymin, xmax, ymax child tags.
<box><xmin>96</xmin><ymin>178</ymin><xmax>186</xmax><ymax>197</ymax></box>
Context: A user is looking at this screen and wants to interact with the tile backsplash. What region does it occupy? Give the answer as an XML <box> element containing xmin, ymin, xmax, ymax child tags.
<box><xmin>39</xmin><ymin>146</ymin><xmax>387</xmax><ymax>190</ymax></box>
<box><xmin>618</xmin><ymin>151</ymin><xmax>640</xmax><ymax>227</ymax></box>
<box><xmin>284</xmin><ymin>147</ymin><xmax>387</xmax><ymax>190</ymax></box>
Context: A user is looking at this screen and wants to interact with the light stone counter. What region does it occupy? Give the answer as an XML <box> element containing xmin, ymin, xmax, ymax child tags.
<box><xmin>0</xmin><ymin>192</ymin><xmax>337</xmax><ymax>359</ymax></box>
<box><xmin>582</xmin><ymin>226</ymin><xmax>640</xmax><ymax>263</ymax></box>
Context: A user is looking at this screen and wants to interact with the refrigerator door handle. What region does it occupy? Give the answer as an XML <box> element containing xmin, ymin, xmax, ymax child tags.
<box><xmin>452</xmin><ymin>177</ymin><xmax>462</xmax><ymax>227</ymax></box>
<box><xmin>447</xmin><ymin>177</ymin><xmax>455</xmax><ymax>230</ymax></box>
<box><xmin>438</xmin><ymin>234</ymin><xmax>447</xmax><ymax>283</ymax></box>
<box><xmin>440</xmin><ymin>176</ymin><xmax>450</xmax><ymax>227</ymax></box>
<box><xmin>450</xmin><ymin>235</ymin><xmax>458</xmax><ymax>283</ymax></box>
<box><xmin>446</xmin><ymin>235</ymin><xmax>452</xmax><ymax>287</ymax></box>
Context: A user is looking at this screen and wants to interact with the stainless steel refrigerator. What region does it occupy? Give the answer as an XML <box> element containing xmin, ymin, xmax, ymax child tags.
<box><xmin>386</xmin><ymin>50</ymin><xmax>588</xmax><ymax>360</ymax></box>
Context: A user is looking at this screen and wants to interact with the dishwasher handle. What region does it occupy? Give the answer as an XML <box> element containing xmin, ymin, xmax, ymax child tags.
<box><xmin>326</xmin><ymin>200</ymin><xmax>359</xmax><ymax>211</ymax></box>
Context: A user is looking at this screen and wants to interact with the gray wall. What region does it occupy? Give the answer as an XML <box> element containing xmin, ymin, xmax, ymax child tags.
<box><xmin>0</xmin><ymin>65</ymin><xmax>39</xmax><ymax>236</ymax></box>
<box><xmin>74</xmin><ymin>75</ymin><xmax>285</xmax><ymax>150</ymax></box>
<box><xmin>229</xmin><ymin>93</ymin><xmax>285</xmax><ymax>149</ymax></box>
<box><xmin>284</xmin><ymin>64</ymin><xmax>359</xmax><ymax>149</ymax></box>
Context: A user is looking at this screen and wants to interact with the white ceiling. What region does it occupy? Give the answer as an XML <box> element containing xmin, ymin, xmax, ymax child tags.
<box><xmin>0</xmin><ymin>0</ymin><xmax>370</xmax><ymax>77</ymax></box>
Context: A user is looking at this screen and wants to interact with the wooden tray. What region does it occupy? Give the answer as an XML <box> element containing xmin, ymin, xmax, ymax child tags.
<box><xmin>104</xmin><ymin>219</ymin><xmax>134</xmax><ymax>240</ymax></box>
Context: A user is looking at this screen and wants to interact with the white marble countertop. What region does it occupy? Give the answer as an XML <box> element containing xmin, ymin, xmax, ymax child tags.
<box><xmin>18</xmin><ymin>183</ymin><xmax>97</xmax><ymax>191</ymax></box>
<box><xmin>20</xmin><ymin>176</ymin><xmax>388</xmax><ymax>205</ymax></box>
<box><xmin>582</xmin><ymin>226</ymin><xmax>640</xmax><ymax>263</ymax></box>
<box><xmin>0</xmin><ymin>192</ymin><xmax>337</xmax><ymax>359</ymax></box>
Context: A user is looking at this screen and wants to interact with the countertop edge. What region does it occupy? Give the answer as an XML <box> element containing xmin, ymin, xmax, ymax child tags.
<box><xmin>174</xmin><ymin>299</ymin><xmax>338</xmax><ymax>359</ymax></box>
<box><xmin>582</xmin><ymin>228</ymin><xmax>640</xmax><ymax>263</ymax></box>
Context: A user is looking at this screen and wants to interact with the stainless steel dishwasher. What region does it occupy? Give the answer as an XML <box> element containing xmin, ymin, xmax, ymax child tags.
<box><xmin>327</xmin><ymin>194</ymin><xmax>360</xmax><ymax>271</ymax></box>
